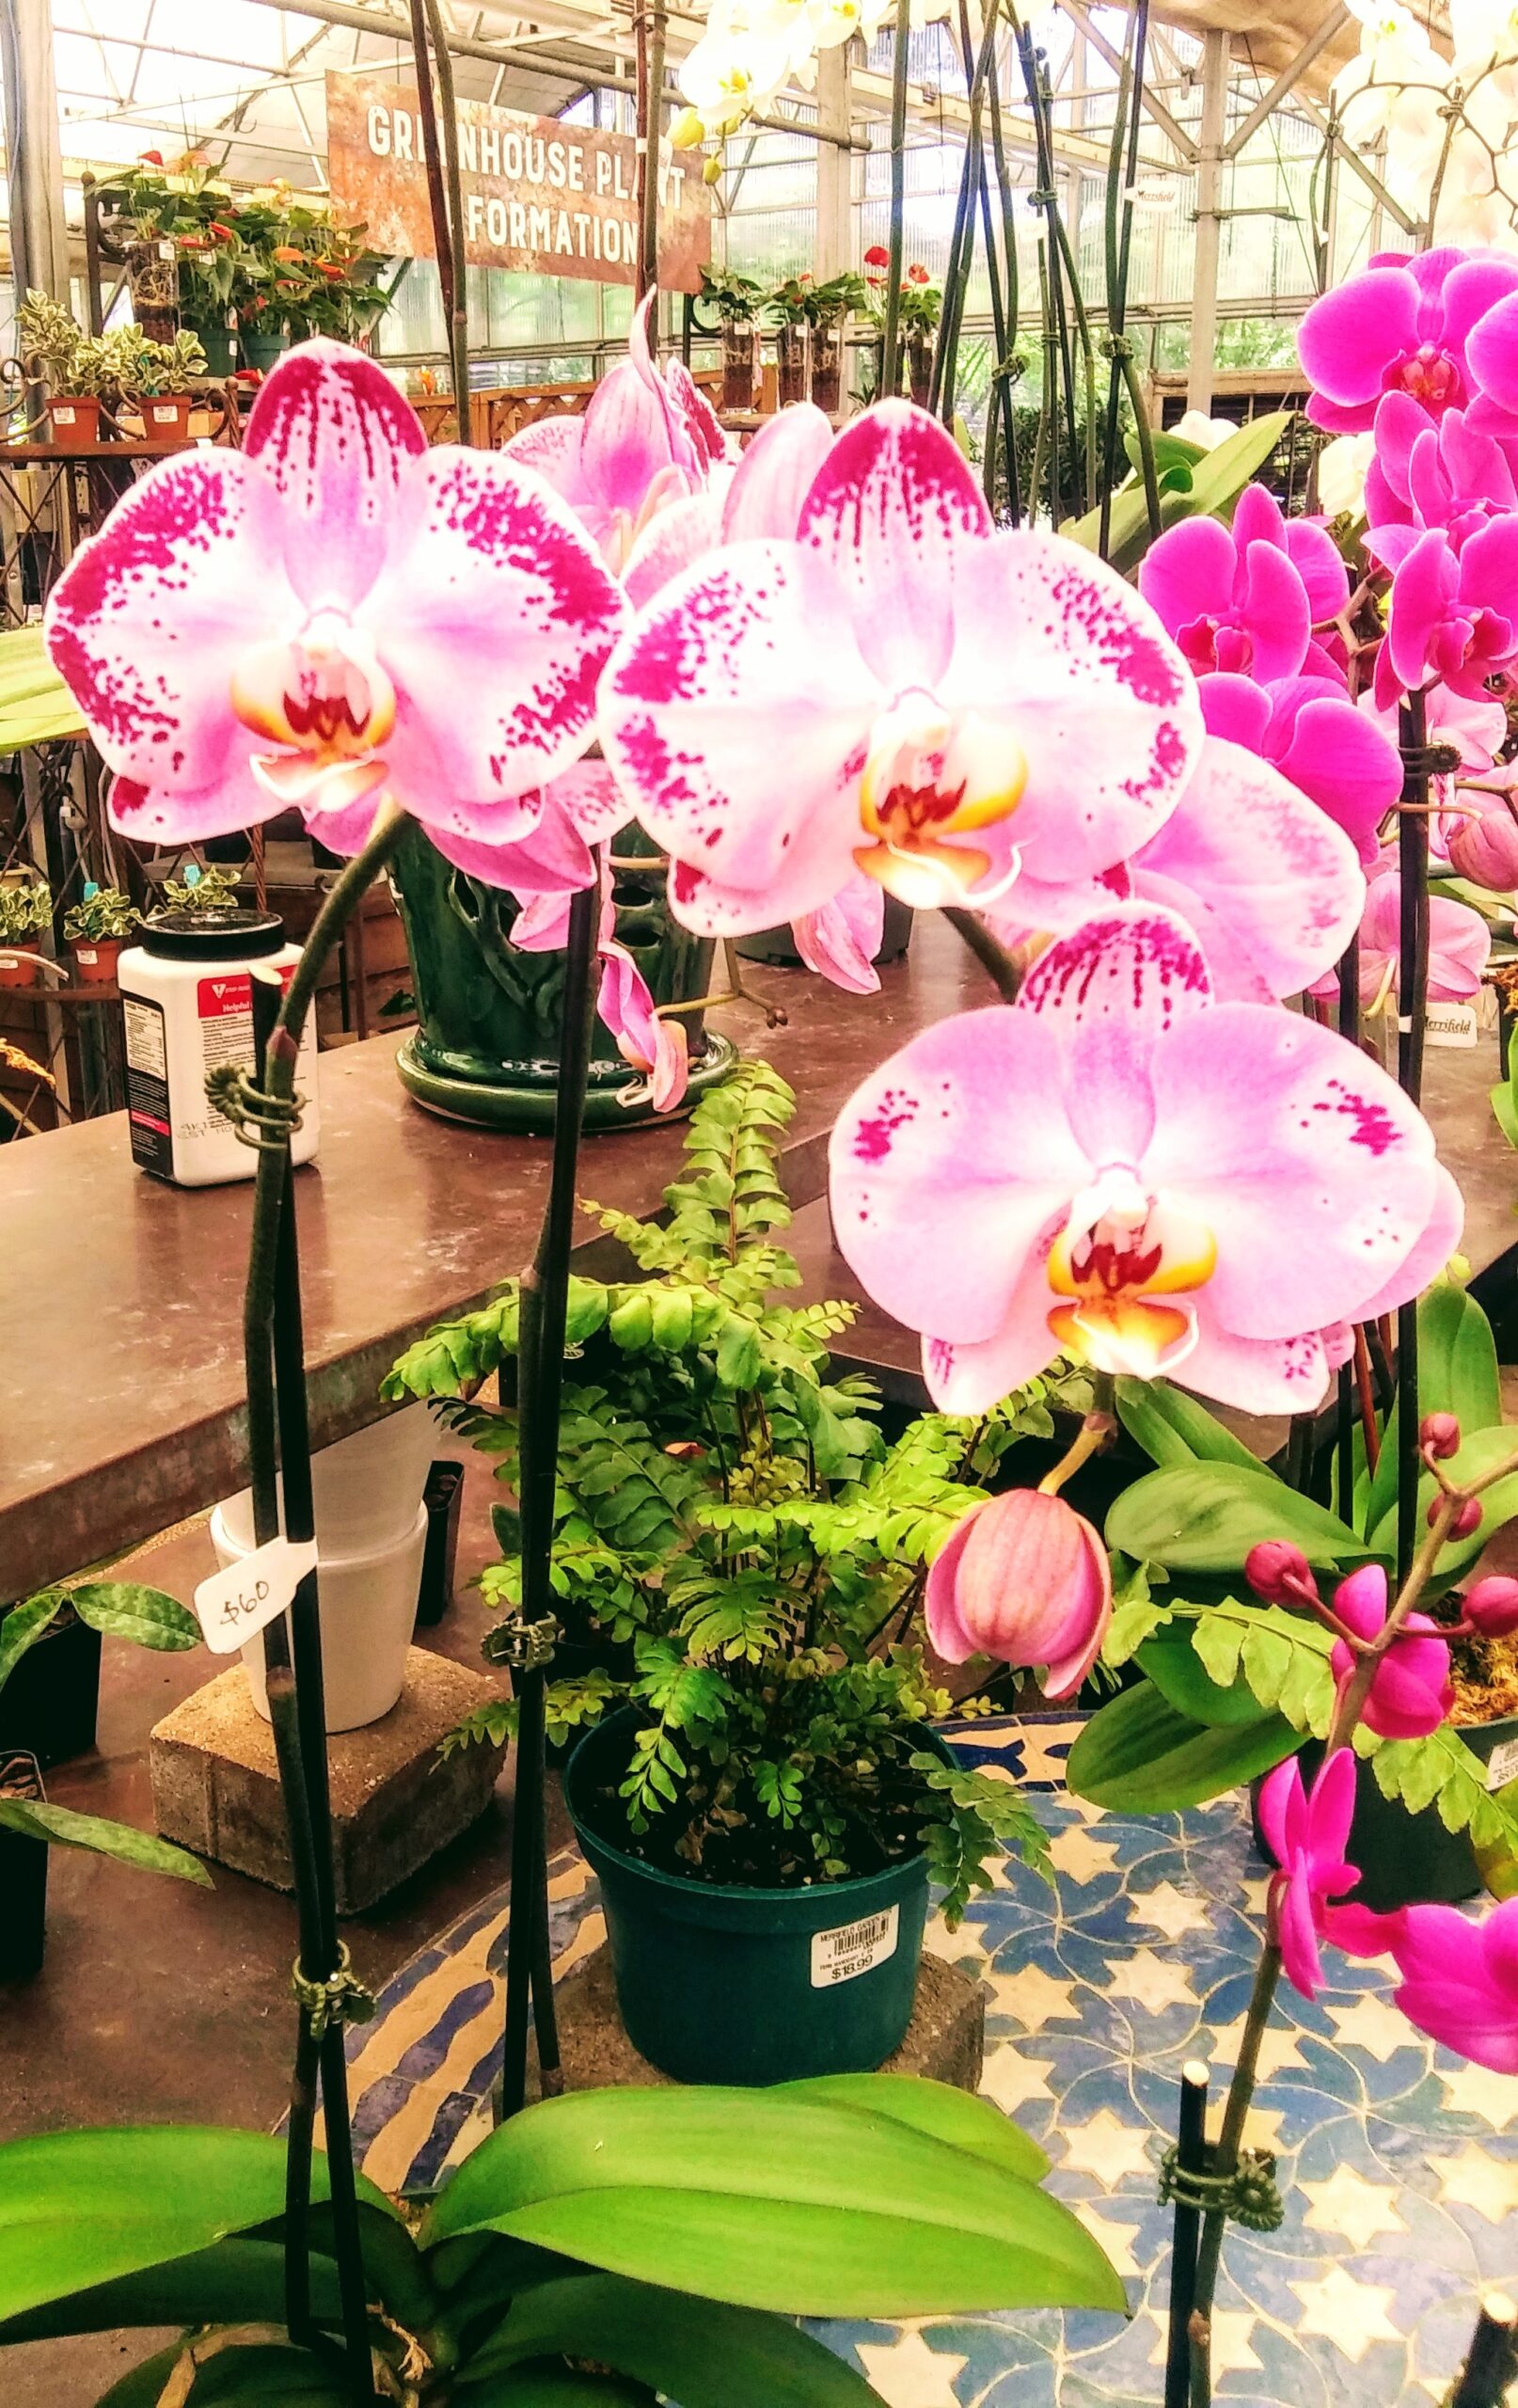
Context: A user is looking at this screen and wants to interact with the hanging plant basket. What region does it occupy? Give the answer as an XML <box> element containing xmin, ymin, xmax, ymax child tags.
<box><xmin>388</xmin><ymin>823</ymin><xmax>735</xmax><ymax>1133</ymax></box>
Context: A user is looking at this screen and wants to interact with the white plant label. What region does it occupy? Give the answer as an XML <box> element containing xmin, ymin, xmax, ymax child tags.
<box><xmin>1486</xmin><ymin>1736</ymin><xmax>1518</xmax><ymax>1793</ymax></box>
<box><xmin>194</xmin><ymin>1536</ymin><xmax>318</xmax><ymax>1655</ymax></box>
<box><xmin>811</xmin><ymin>1904</ymin><xmax>899</xmax><ymax>1988</ymax></box>
<box><xmin>1426</xmin><ymin>1001</ymin><xmax>1480</xmax><ymax>1050</ymax></box>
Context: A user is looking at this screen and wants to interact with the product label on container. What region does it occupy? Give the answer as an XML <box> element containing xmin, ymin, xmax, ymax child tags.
<box><xmin>810</xmin><ymin>1904</ymin><xmax>899</xmax><ymax>1988</ymax></box>
<box><xmin>1487</xmin><ymin>1736</ymin><xmax>1518</xmax><ymax>1792</ymax></box>
<box><xmin>194</xmin><ymin>1534</ymin><xmax>319</xmax><ymax>1655</ymax></box>
<box><xmin>197</xmin><ymin>961</ymin><xmax>299</xmax><ymax>1084</ymax></box>
<box><xmin>1426</xmin><ymin>1001</ymin><xmax>1480</xmax><ymax>1050</ymax></box>
<box><xmin>122</xmin><ymin>994</ymin><xmax>173</xmax><ymax>1179</ymax></box>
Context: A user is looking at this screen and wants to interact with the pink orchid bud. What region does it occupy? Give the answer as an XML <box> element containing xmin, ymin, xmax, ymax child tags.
<box><xmin>1431</xmin><ymin>1495</ymin><xmax>1483</xmax><ymax>1539</ymax></box>
<box><xmin>1463</xmin><ymin>1576</ymin><xmax>1518</xmax><ymax>1639</ymax></box>
<box><xmin>1245</xmin><ymin>1541</ymin><xmax>1319</xmax><ymax>1608</ymax></box>
<box><xmin>1419</xmin><ymin>1411</ymin><xmax>1462</xmax><ymax>1461</ymax></box>
<box><xmin>1447</xmin><ymin>795</ymin><xmax>1518</xmax><ymax>892</ymax></box>
<box><xmin>925</xmin><ymin>1489</ymin><xmax>1111</xmax><ymax>1701</ymax></box>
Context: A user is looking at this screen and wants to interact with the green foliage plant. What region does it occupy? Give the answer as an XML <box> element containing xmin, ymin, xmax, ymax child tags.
<box><xmin>697</xmin><ymin>263</ymin><xmax>768</xmax><ymax>325</ymax></box>
<box><xmin>0</xmin><ymin>878</ymin><xmax>52</xmax><ymax>942</ymax></box>
<box><xmin>64</xmin><ymin>885</ymin><xmax>140</xmax><ymax>943</ymax></box>
<box><xmin>387</xmin><ymin>1063</ymin><xmax>1083</xmax><ymax>1921</ymax></box>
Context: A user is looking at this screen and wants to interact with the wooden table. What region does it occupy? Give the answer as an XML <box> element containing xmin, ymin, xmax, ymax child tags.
<box><xmin>3</xmin><ymin>916</ymin><xmax>1513</xmax><ymax>1603</ymax></box>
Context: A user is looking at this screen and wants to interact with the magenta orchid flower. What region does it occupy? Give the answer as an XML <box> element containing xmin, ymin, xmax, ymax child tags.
<box><xmin>1328</xmin><ymin>1563</ymin><xmax>1453</xmax><ymax>1740</ymax></box>
<box><xmin>1387</xmin><ymin>1895</ymin><xmax>1518</xmax><ymax>2072</ymax></box>
<box><xmin>514</xmin><ymin>859</ymin><xmax>689</xmax><ymax>1114</ymax></box>
<box><xmin>1258</xmin><ymin>1751</ymin><xmax>1387</xmax><ymax>2001</ymax></box>
<box><xmin>598</xmin><ymin>402</ymin><xmax>1203</xmax><ymax>936</ymax></box>
<box><xmin>503</xmin><ymin>294</ymin><xmax>736</xmax><ymax>581</ymax></box>
<box><xmin>45</xmin><ymin>342</ymin><xmax>626</xmax><ymax>888</ymax></box>
<box><xmin>925</xmin><ymin>1489</ymin><xmax>1111</xmax><ymax>1698</ymax></box>
<box><xmin>1368</xmin><ymin>516</ymin><xmax>1518</xmax><ymax>706</ymax></box>
<box><xmin>830</xmin><ymin>905</ymin><xmax>1451</xmax><ymax>1417</ymax></box>
<box><xmin>1365</xmin><ymin>393</ymin><xmax>1518</xmax><ymax>548</ymax></box>
<box><xmin>1199</xmin><ymin>673</ymin><xmax>1400</xmax><ymax>867</ymax></box>
<box><xmin>1298</xmin><ymin>247</ymin><xmax>1518</xmax><ymax>435</ymax></box>
<box><xmin>1137</xmin><ymin>484</ymin><xmax>1345</xmax><ymax>686</ymax></box>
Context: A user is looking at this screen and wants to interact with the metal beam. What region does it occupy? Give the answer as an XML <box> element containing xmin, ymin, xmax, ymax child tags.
<box><xmin>1295</xmin><ymin>89</ymin><xmax>1416</xmax><ymax>235</ymax></box>
<box><xmin>1225</xmin><ymin>3</ymin><xmax>1350</xmax><ymax>160</ymax></box>
<box><xmin>1053</xmin><ymin>0</ymin><xmax>1197</xmax><ymax>164</ymax></box>
<box><xmin>2</xmin><ymin>0</ymin><xmax>71</xmax><ymax>298</ymax></box>
<box><xmin>1187</xmin><ymin>25</ymin><xmax>1229</xmax><ymax>417</ymax></box>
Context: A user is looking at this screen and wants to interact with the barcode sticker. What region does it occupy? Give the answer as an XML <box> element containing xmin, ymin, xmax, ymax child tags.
<box><xmin>811</xmin><ymin>1905</ymin><xmax>899</xmax><ymax>1988</ymax></box>
<box><xmin>1487</xmin><ymin>1736</ymin><xmax>1518</xmax><ymax>1793</ymax></box>
<box><xmin>194</xmin><ymin>1536</ymin><xmax>317</xmax><ymax>1655</ymax></box>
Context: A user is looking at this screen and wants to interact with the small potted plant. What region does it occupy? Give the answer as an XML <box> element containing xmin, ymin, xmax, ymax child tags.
<box><xmin>92</xmin><ymin>150</ymin><xmax>202</xmax><ymax>341</ymax></box>
<box><xmin>697</xmin><ymin>263</ymin><xmax>767</xmax><ymax>411</ymax></box>
<box><xmin>769</xmin><ymin>274</ymin><xmax>812</xmax><ymax>406</ymax></box>
<box><xmin>804</xmin><ymin>269</ymin><xmax>866</xmax><ymax>414</ymax></box>
<box><xmin>125</xmin><ymin>328</ymin><xmax>208</xmax><ymax>439</ymax></box>
<box><xmin>389</xmin><ymin>1063</ymin><xmax>1083</xmax><ymax>2085</ymax></box>
<box><xmin>15</xmin><ymin>293</ymin><xmax>114</xmax><ymax>449</ymax></box>
<box><xmin>63</xmin><ymin>883</ymin><xmax>139</xmax><ymax>984</ymax></box>
<box><xmin>897</xmin><ymin>263</ymin><xmax>942</xmax><ymax>405</ymax></box>
<box><xmin>0</xmin><ymin>878</ymin><xmax>51</xmax><ymax>986</ymax></box>
<box><xmin>156</xmin><ymin>861</ymin><xmax>244</xmax><ymax>918</ymax></box>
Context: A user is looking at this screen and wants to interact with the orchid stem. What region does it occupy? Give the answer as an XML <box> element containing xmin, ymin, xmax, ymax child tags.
<box><xmin>1037</xmin><ymin>1410</ymin><xmax>1115</xmax><ymax>1497</ymax></box>
<box><xmin>880</xmin><ymin>0</ymin><xmax>911</xmax><ymax>402</ymax></box>
<box><xmin>1188</xmin><ymin>1941</ymin><xmax>1282</xmax><ymax>2407</ymax></box>
<box><xmin>943</xmin><ymin>907</ymin><xmax>1022</xmax><ymax>1003</ymax></box>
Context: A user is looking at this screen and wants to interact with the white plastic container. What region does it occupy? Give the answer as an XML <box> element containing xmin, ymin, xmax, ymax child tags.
<box><xmin>210</xmin><ymin>1500</ymin><xmax>427</xmax><ymax>1733</ymax></box>
<box><xmin>217</xmin><ymin>1407</ymin><xmax>435</xmax><ymax>1560</ymax></box>
<box><xmin>118</xmin><ymin>908</ymin><xmax>320</xmax><ymax>1187</ymax></box>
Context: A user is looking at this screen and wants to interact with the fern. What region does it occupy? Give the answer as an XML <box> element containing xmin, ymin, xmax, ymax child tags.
<box><xmin>1359</xmin><ymin>1721</ymin><xmax>1518</xmax><ymax>1852</ymax></box>
<box><xmin>437</xmin><ymin>1699</ymin><xmax>517</xmax><ymax>1758</ymax></box>
<box><xmin>912</xmin><ymin>1753</ymin><xmax>1054</xmax><ymax>1926</ymax></box>
<box><xmin>1188</xmin><ymin>1602</ymin><xmax>1337</xmax><ymax>1737</ymax></box>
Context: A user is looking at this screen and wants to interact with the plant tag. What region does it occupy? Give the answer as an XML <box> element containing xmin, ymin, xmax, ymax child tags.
<box><xmin>1487</xmin><ymin>1736</ymin><xmax>1518</xmax><ymax>1792</ymax></box>
<box><xmin>53</xmin><ymin>405</ymin><xmax>75</xmax><ymax>426</ymax></box>
<box><xmin>194</xmin><ymin>1536</ymin><xmax>317</xmax><ymax>1655</ymax></box>
<box><xmin>811</xmin><ymin>1905</ymin><xmax>899</xmax><ymax>1988</ymax></box>
<box><xmin>1426</xmin><ymin>1001</ymin><xmax>1479</xmax><ymax>1049</ymax></box>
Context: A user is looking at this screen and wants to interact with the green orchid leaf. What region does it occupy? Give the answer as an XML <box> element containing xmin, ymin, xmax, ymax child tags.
<box><xmin>776</xmin><ymin>2072</ymin><xmax>1048</xmax><ymax>2181</ymax></box>
<box><xmin>178</xmin><ymin>2345</ymin><xmax>346</xmax><ymax>2403</ymax></box>
<box><xmin>467</xmin><ymin>2271</ymin><xmax>879</xmax><ymax>2406</ymax></box>
<box><xmin>0</xmin><ymin>1798</ymin><xmax>213</xmax><ymax>1885</ymax></box>
<box><xmin>1</xmin><ymin>2238</ymin><xmax>337</xmax><ymax>2346</ymax></box>
<box><xmin>69</xmin><ymin>1582</ymin><xmax>200</xmax><ymax>1652</ymax></box>
<box><xmin>1368</xmin><ymin>1423</ymin><xmax>1518</xmax><ymax>1580</ymax></box>
<box><xmin>1114</xmin><ymin>1380</ymin><xmax>1263</xmax><ymax>1473</ymax></box>
<box><xmin>419</xmin><ymin>2084</ymin><xmax>1125</xmax><ymax>2318</ymax></box>
<box><xmin>1364</xmin><ymin>1282</ymin><xmax>1505</xmax><ymax>1540</ymax></box>
<box><xmin>1136</xmin><ymin>1632</ymin><xmax>1272</xmax><ymax>1728</ymax></box>
<box><xmin>0</xmin><ymin>1592</ymin><xmax>62</xmax><ymax>1697</ymax></box>
<box><xmin>94</xmin><ymin>2343</ymin><xmax>187</xmax><ymax>2408</ymax></box>
<box><xmin>1067</xmin><ymin>1678</ymin><xmax>1298</xmax><ymax>1811</ymax></box>
<box><xmin>1065</xmin><ymin>413</ymin><xmax>1289</xmax><ymax>573</ymax></box>
<box><xmin>0</xmin><ymin>2126</ymin><xmax>398</xmax><ymax>2325</ymax></box>
<box><xmin>1106</xmin><ymin>1463</ymin><xmax>1368</xmax><ymax>1574</ymax></box>
<box><xmin>469</xmin><ymin>2369</ymin><xmax>656</xmax><ymax>2406</ymax></box>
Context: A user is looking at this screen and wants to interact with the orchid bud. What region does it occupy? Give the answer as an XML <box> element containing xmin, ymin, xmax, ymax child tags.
<box><xmin>1431</xmin><ymin>1494</ymin><xmax>1483</xmax><ymax>1538</ymax></box>
<box><xmin>1447</xmin><ymin>794</ymin><xmax>1518</xmax><ymax>892</ymax></box>
<box><xmin>1419</xmin><ymin>1411</ymin><xmax>1462</xmax><ymax>1462</ymax></box>
<box><xmin>925</xmin><ymin>1489</ymin><xmax>1111</xmax><ymax>1701</ymax></box>
<box><xmin>1463</xmin><ymin>1576</ymin><xmax>1518</xmax><ymax>1638</ymax></box>
<box><xmin>1245</xmin><ymin>1541</ymin><xmax>1319</xmax><ymax>1608</ymax></box>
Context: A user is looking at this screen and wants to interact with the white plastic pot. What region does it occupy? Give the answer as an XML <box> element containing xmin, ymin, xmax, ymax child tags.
<box><xmin>210</xmin><ymin>1501</ymin><xmax>427</xmax><ymax>1733</ymax></box>
<box><xmin>217</xmin><ymin>1406</ymin><xmax>435</xmax><ymax>1559</ymax></box>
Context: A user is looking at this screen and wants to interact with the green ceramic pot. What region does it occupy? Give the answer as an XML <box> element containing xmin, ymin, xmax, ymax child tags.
<box><xmin>195</xmin><ymin>324</ymin><xmax>236</xmax><ymax>377</ymax></box>
<box><xmin>240</xmin><ymin>325</ymin><xmax>288</xmax><ymax>373</ymax></box>
<box><xmin>388</xmin><ymin>823</ymin><xmax>735</xmax><ymax>1132</ymax></box>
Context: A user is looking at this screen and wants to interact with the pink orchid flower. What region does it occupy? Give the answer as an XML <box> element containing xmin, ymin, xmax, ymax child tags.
<box><xmin>1200</xmin><ymin>673</ymin><xmax>1401</xmax><ymax>867</ymax></box>
<box><xmin>990</xmin><ymin>735</ymin><xmax>1366</xmax><ymax>1006</ymax></box>
<box><xmin>829</xmin><ymin>904</ymin><xmax>1451</xmax><ymax>1418</ymax></box>
<box><xmin>1387</xmin><ymin>1894</ymin><xmax>1518</xmax><ymax>2072</ymax></box>
<box><xmin>514</xmin><ymin>861</ymin><xmax>688</xmax><ymax>1114</ymax></box>
<box><xmin>1328</xmin><ymin>1563</ymin><xmax>1453</xmax><ymax>1739</ymax></box>
<box><xmin>1365</xmin><ymin>393</ymin><xmax>1518</xmax><ymax>548</ymax></box>
<box><xmin>1298</xmin><ymin>247</ymin><xmax>1518</xmax><ymax>435</ymax></box>
<box><xmin>44</xmin><ymin>342</ymin><xmax>626</xmax><ymax>889</ymax></box>
<box><xmin>1137</xmin><ymin>484</ymin><xmax>1345</xmax><ymax>687</ymax></box>
<box><xmin>1312</xmin><ymin>857</ymin><xmax>1491</xmax><ymax>1009</ymax></box>
<box><xmin>1368</xmin><ymin>516</ymin><xmax>1518</xmax><ymax>707</ymax></box>
<box><xmin>502</xmin><ymin>294</ymin><xmax>737</xmax><ymax>581</ymax></box>
<box><xmin>598</xmin><ymin>402</ymin><xmax>1203</xmax><ymax>936</ymax></box>
<box><xmin>1258</xmin><ymin>1751</ymin><xmax>1387</xmax><ymax>2000</ymax></box>
<box><xmin>925</xmin><ymin>1489</ymin><xmax>1111</xmax><ymax>1699</ymax></box>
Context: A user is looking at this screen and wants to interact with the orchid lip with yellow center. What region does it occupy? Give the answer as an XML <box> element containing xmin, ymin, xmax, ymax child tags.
<box><xmin>1045</xmin><ymin>1167</ymin><xmax>1218</xmax><ymax>1379</ymax></box>
<box><xmin>853</xmin><ymin>689</ymin><xmax>1028</xmax><ymax>907</ymax></box>
<box><xmin>231</xmin><ymin>609</ymin><xmax>396</xmax><ymax>812</ymax></box>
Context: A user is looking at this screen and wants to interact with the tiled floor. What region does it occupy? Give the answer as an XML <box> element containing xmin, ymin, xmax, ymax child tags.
<box><xmin>341</xmin><ymin>1713</ymin><xmax>1518</xmax><ymax>2408</ymax></box>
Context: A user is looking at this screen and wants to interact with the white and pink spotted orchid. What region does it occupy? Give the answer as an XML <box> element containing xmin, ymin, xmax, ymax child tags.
<box><xmin>502</xmin><ymin>294</ymin><xmax>737</xmax><ymax>583</ymax></box>
<box><xmin>830</xmin><ymin>906</ymin><xmax>1454</xmax><ymax>1417</ymax></box>
<box><xmin>45</xmin><ymin>341</ymin><xmax>626</xmax><ymax>891</ymax></box>
<box><xmin>597</xmin><ymin>402</ymin><xmax>1204</xmax><ymax>937</ymax></box>
<box><xmin>514</xmin><ymin>863</ymin><xmax>689</xmax><ymax>1114</ymax></box>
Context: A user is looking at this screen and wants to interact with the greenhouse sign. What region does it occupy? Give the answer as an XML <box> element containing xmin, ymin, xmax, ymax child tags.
<box><xmin>326</xmin><ymin>77</ymin><xmax>711</xmax><ymax>293</ymax></box>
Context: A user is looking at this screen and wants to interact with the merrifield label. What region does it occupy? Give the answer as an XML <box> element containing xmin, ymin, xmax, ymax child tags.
<box><xmin>810</xmin><ymin>1904</ymin><xmax>900</xmax><ymax>1988</ymax></box>
<box><xmin>195</xmin><ymin>1535</ymin><xmax>318</xmax><ymax>1655</ymax></box>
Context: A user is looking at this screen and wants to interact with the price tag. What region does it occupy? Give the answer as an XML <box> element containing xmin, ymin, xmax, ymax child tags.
<box><xmin>1486</xmin><ymin>1735</ymin><xmax>1518</xmax><ymax>1792</ymax></box>
<box><xmin>811</xmin><ymin>1905</ymin><xmax>899</xmax><ymax>1988</ymax></box>
<box><xmin>194</xmin><ymin>1535</ymin><xmax>317</xmax><ymax>1655</ymax></box>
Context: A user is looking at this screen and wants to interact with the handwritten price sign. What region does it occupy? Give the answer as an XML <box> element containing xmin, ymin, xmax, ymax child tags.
<box><xmin>194</xmin><ymin>1536</ymin><xmax>318</xmax><ymax>1654</ymax></box>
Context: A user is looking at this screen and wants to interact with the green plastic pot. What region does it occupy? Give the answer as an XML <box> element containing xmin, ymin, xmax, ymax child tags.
<box><xmin>196</xmin><ymin>325</ymin><xmax>236</xmax><ymax>377</ymax></box>
<box><xmin>1253</xmin><ymin>1714</ymin><xmax>1518</xmax><ymax>1909</ymax></box>
<box><xmin>240</xmin><ymin>325</ymin><xmax>288</xmax><ymax>372</ymax></box>
<box><xmin>388</xmin><ymin>822</ymin><xmax>735</xmax><ymax>1133</ymax></box>
<box><xmin>564</xmin><ymin>1709</ymin><xmax>956</xmax><ymax>2085</ymax></box>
